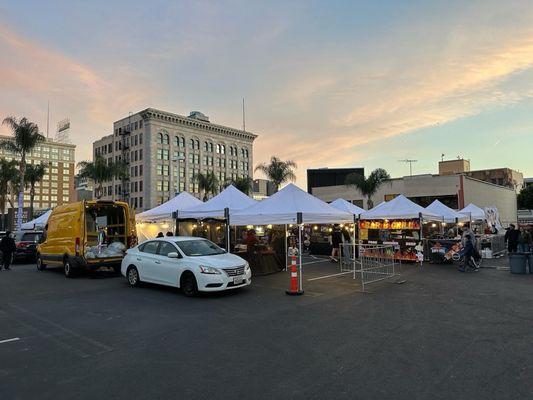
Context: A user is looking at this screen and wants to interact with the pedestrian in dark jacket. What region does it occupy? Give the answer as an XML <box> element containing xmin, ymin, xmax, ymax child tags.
<box><xmin>0</xmin><ymin>231</ymin><xmax>17</xmax><ymax>270</ymax></box>
<box><xmin>459</xmin><ymin>236</ymin><xmax>476</xmax><ymax>272</ymax></box>
<box><xmin>504</xmin><ymin>224</ymin><xmax>520</xmax><ymax>253</ymax></box>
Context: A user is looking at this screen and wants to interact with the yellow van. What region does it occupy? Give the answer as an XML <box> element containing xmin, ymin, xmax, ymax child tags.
<box><xmin>37</xmin><ymin>200</ymin><xmax>137</xmax><ymax>277</ymax></box>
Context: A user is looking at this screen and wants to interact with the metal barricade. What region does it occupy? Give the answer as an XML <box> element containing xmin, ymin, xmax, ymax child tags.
<box><xmin>356</xmin><ymin>244</ymin><xmax>399</xmax><ymax>292</ymax></box>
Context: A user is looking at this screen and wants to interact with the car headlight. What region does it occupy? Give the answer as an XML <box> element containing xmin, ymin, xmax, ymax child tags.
<box><xmin>244</xmin><ymin>262</ymin><xmax>250</xmax><ymax>272</ymax></box>
<box><xmin>199</xmin><ymin>265</ymin><xmax>221</xmax><ymax>275</ymax></box>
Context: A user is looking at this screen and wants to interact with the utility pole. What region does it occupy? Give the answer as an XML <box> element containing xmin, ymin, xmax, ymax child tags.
<box><xmin>46</xmin><ymin>100</ymin><xmax>50</xmax><ymax>139</ymax></box>
<box><xmin>242</xmin><ymin>98</ymin><xmax>246</xmax><ymax>132</ymax></box>
<box><xmin>398</xmin><ymin>159</ymin><xmax>418</xmax><ymax>176</ymax></box>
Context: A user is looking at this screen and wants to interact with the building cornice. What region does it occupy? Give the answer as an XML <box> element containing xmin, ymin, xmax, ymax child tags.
<box><xmin>138</xmin><ymin>108</ymin><xmax>257</xmax><ymax>142</ymax></box>
<box><xmin>0</xmin><ymin>135</ymin><xmax>76</xmax><ymax>149</ymax></box>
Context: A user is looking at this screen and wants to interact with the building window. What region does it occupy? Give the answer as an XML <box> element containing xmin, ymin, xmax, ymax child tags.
<box><xmin>139</xmin><ymin>149</ymin><xmax>143</xmax><ymax>160</ymax></box>
<box><xmin>157</xmin><ymin>149</ymin><xmax>169</xmax><ymax>160</ymax></box>
<box><xmin>139</xmin><ymin>181</ymin><xmax>143</xmax><ymax>192</ymax></box>
<box><xmin>164</xmin><ymin>134</ymin><xmax>169</xmax><ymax>145</ymax></box>
<box><xmin>216</xmin><ymin>144</ymin><xmax>220</xmax><ymax>154</ymax></box>
<box><xmin>139</xmin><ymin>120</ymin><xmax>143</xmax><ymax>129</ymax></box>
<box><xmin>139</xmin><ymin>133</ymin><xmax>143</xmax><ymax>144</ymax></box>
<box><xmin>139</xmin><ymin>197</ymin><xmax>143</xmax><ymax>208</ymax></box>
<box><xmin>204</xmin><ymin>141</ymin><xmax>209</xmax><ymax>152</ymax></box>
<box><xmin>139</xmin><ymin>165</ymin><xmax>143</xmax><ymax>176</ymax></box>
<box><xmin>189</xmin><ymin>139</ymin><xmax>195</xmax><ymax>149</ymax></box>
<box><xmin>157</xmin><ymin>133</ymin><xmax>163</xmax><ymax>144</ymax></box>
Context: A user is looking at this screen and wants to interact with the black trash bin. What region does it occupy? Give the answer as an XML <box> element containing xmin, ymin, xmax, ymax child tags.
<box><xmin>527</xmin><ymin>253</ymin><xmax>533</xmax><ymax>274</ymax></box>
<box><xmin>509</xmin><ymin>253</ymin><xmax>527</xmax><ymax>274</ymax></box>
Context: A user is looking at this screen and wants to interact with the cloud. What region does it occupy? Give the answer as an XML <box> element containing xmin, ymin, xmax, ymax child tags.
<box><xmin>0</xmin><ymin>24</ymin><xmax>152</xmax><ymax>162</ymax></box>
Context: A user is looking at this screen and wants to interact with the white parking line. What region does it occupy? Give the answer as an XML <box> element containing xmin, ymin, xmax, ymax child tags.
<box><xmin>0</xmin><ymin>337</ymin><xmax>20</xmax><ymax>344</ymax></box>
<box><xmin>308</xmin><ymin>271</ymin><xmax>353</xmax><ymax>281</ymax></box>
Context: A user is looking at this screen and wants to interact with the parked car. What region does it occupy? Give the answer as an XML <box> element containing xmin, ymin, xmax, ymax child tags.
<box><xmin>13</xmin><ymin>230</ymin><xmax>44</xmax><ymax>262</ymax></box>
<box><xmin>37</xmin><ymin>200</ymin><xmax>137</xmax><ymax>277</ymax></box>
<box><xmin>121</xmin><ymin>237</ymin><xmax>251</xmax><ymax>296</ymax></box>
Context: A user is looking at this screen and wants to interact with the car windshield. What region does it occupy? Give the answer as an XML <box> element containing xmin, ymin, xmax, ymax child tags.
<box><xmin>175</xmin><ymin>239</ymin><xmax>226</xmax><ymax>257</ymax></box>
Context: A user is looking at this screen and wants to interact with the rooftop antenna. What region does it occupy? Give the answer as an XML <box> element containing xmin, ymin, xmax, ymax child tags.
<box><xmin>46</xmin><ymin>100</ymin><xmax>50</xmax><ymax>139</ymax></box>
<box><xmin>399</xmin><ymin>159</ymin><xmax>418</xmax><ymax>176</ymax></box>
<box><xmin>242</xmin><ymin>98</ymin><xmax>245</xmax><ymax>132</ymax></box>
<box><xmin>441</xmin><ymin>153</ymin><xmax>445</xmax><ymax>162</ymax></box>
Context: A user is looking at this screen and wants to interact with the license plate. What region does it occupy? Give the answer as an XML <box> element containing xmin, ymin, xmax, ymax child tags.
<box><xmin>233</xmin><ymin>276</ymin><xmax>244</xmax><ymax>285</ymax></box>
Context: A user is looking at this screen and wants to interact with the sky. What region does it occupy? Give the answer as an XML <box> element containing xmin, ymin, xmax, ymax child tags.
<box><xmin>1</xmin><ymin>0</ymin><xmax>533</xmax><ymax>186</ymax></box>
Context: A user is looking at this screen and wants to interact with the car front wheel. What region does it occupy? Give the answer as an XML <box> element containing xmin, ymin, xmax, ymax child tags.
<box><xmin>64</xmin><ymin>259</ymin><xmax>75</xmax><ymax>278</ymax></box>
<box><xmin>181</xmin><ymin>272</ymin><xmax>198</xmax><ymax>297</ymax></box>
<box><xmin>127</xmin><ymin>266</ymin><xmax>140</xmax><ymax>287</ymax></box>
<box><xmin>36</xmin><ymin>255</ymin><xmax>46</xmax><ymax>271</ymax></box>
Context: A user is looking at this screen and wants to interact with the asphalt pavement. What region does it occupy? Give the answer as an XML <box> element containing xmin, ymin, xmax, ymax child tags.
<box><xmin>1</xmin><ymin>257</ymin><xmax>532</xmax><ymax>400</ymax></box>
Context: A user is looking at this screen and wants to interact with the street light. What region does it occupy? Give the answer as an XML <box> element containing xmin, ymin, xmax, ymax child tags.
<box><xmin>172</xmin><ymin>155</ymin><xmax>186</xmax><ymax>196</ymax></box>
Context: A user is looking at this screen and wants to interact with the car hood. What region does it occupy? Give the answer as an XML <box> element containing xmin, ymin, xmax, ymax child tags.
<box><xmin>190</xmin><ymin>252</ymin><xmax>246</xmax><ymax>269</ymax></box>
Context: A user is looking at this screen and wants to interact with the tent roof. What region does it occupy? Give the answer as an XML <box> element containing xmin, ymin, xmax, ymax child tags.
<box><xmin>231</xmin><ymin>183</ymin><xmax>353</xmax><ymax>225</ymax></box>
<box><xmin>178</xmin><ymin>185</ymin><xmax>257</xmax><ymax>219</ymax></box>
<box><xmin>330</xmin><ymin>198</ymin><xmax>365</xmax><ymax>216</ymax></box>
<box><xmin>21</xmin><ymin>209</ymin><xmax>52</xmax><ymax>230</ymax></box>
<box><xmin>425</xmin><ymin>200</ymin><xmax>469</xmax><ymax>223</ymax></box>
<box><xmin>459</xmin><ymin>203</ymin><xmax>486</xmax><ymax>220</ymax></box>
<box><xmin>360</xmin><ymin>195</ymin><xmax>441</xmax><ymax>220</ymax></box>
<box><xmin>136</xmin><ymin>191</ymin><xmax>202</xmax><ymax>222</ymax></box>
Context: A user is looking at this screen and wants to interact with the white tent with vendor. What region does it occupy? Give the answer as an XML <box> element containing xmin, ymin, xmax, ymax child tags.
<box><xmin>329</xmin><ymin>198</ymin><xmax>365</xmax><ymax>217</ymax></box>
<box><xmin>178</xmin><ymin>185</ymin><xmax>257</xmax><ymax>219</ymax></box>
<box><xmin>425</xmin><ymin>200</ymin><xmax>470</xmax><ymax>223</ymax></box>
<box><xmin>136</xmin><ymin>191</ymin><xmax>202</xmax><ymax>223</ymax></box>
<box><xmin>459</xmin><ymin>203</ymin><xmax>486</xmax><ymax>221</ymax></box>
<box><xmin>360</xmin><ymin>195</ymin><xmax>441</xmax><ymax>220</ymax></box>
<box><xmin>231</xmin><ymin>183</ymin><xmax>353</xmax><ymax>294</ymax></box>
<box><xmin>21</xmin><ymin>209</ymin><xmax>52</xmax><ymax>230</ymax></box>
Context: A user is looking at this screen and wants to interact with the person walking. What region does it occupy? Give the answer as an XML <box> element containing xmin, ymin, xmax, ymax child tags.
<box><xmin>504</xmin><ymin>224</ymin><xmax>520</xmax><ymax>253</ymax></box>
<box><xmin>459</xmin><ymin>235</ymin><xmax>477</xmax><ymax>272</ymax></box>
<box><xmin>518</xmin><ymin>226</ymin><xmax>532</xmax><ymax>253</ymax></box>
<box><xmin>0</xmin><ymin>231</ymin><xmax>16</xmax><ymax>271</ymax></box>
<box><xmin>330</xmin><ymin>224</ymin><xmax>343</xmax><ymax>263</ymax></box>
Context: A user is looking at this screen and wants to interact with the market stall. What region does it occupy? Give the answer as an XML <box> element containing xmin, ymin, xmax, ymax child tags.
<box><xmin>135</xmin><ymin>191</ymin><xmax>202</xmax><ymax>241</ymax></box>
<box><xmin>359</xmin><ymin>195</ymin><xmax>441</xmax><ymax>262</ymax></box>
<box><xmin>231</xmin><ymin>184</ymin><xmax>353</xmax><ymax>284</ymax></box>
<box><xmin>21</xmin><ymin>209</ymin><xmax>52</xmax><ymax>230</ymax></box>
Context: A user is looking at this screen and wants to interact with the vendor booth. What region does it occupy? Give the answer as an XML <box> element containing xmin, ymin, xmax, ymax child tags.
<box><xmin>135</xmin><ymin>191</ymin><xmax>202</xmax><ymax>241</ymax></box>
<box><xmin>21</xmin><ymin>209</ymin><xmax>52</xmax><ymax>230</ymax></box>
<box><xmin>359</xmin><ymin>195</ymin><xmax>441</xmax><ymax>262</ymax></box>
<box><xmin>231</xmin><ymin>184</ymin><xmax>353</xmax><ymax>286</ymax></box>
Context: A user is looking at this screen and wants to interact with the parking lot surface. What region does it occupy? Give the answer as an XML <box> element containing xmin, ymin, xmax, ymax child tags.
<box><xmin>1</xmin><ymin>257</ymin><xmax>532</xmax><ymax>400</ymax></box>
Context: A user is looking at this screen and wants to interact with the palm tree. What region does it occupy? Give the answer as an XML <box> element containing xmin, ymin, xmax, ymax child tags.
<box><xmin>0</xmin><ymin>159</ymin><xmax>19</xmax><ymax>230</ymax></box>
<box><xmin>24</xmin><ymin>163</ymin><xmax>47</xmax><ymax>219</ymax></box>
<box><xmin>77</xmin><ymin>156</ymin><xmax>127</xmax><ymax>199</ymax></box>
<box><xmin>194</xmin><ymin>171</ymin><xmax>219</xmax><ymax>201</ymax></box>
<box><xmin>254</xmin><ymin>156</ymin><xmax>297</xmax><ymax>192</ymax></box>
<box><xmin>224</xmin><ymin>176</ymin><xmax>253</xmax><ymax>195</ymax></box>
<box><xmin>1</xmin><ymin>116</ymin><xmax>46</xmax><ymax>229</ymax></box>
<box><xmin>345</xmin><ymin>168</ymin><xmax>390</xmax><ymax>209</ymax></box>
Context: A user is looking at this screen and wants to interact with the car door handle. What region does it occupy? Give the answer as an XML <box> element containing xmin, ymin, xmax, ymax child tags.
<box><xmin>154</xmin><ymin>260</ymin><xmax>161</xmax><ymax>264</ymax></box>
<box><xmin>136</xmin><ymin>257</ymin><xmax>142</xmax><ymax>261</ymax></box>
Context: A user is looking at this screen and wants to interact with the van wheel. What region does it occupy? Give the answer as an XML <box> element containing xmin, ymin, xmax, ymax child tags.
<box><xmin>36</xmin><ymin>255</ymin><xmax>46</xmax><ymax>271</ymax></box>
<box><xmin>181</xmin><ymin>272</ymin><xmax>198</xmax><ymax>297</ymax></box>
<box><xmin>127</xmin><ymin>266</ymin><xmax>140</xmax><ymax>287</ymax></box>
<box><xmin>64</xmin><ymin>259</ymin><xmax>75</xmax><ymax>278</ymax></box>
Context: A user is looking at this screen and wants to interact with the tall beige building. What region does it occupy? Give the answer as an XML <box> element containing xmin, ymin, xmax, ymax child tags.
<box><xmin>93</xmin><ymin>108</ymin><xmax>257</xmax><ymax>211</ymax></box>
<box><xmin>0</xmin><ymin>135</ymin><xmax>76</xmax><ymax>210</ymax></box>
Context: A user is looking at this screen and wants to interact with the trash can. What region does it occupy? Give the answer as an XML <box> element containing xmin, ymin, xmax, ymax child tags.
<box><xmin>527</xmin><ymin>253</ymin><xmax>533</xmax><ymax>274</ymax></box>
<box><xmin>509</xmin><ymin>253</ymin><xmax>527</xmax><ymax>274</ymax></box>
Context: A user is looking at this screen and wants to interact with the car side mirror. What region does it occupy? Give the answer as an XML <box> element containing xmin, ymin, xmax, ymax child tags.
<box><xmin>167</xmin><ymin>252</ymin><xmax>180</xmax><ymax>259</ymax></box>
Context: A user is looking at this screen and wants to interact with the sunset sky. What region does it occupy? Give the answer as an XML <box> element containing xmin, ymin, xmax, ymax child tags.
<box><xmin>1</xmin><ymin>0</ymin><xmax>532</xmax><ymax>185</ymax></box>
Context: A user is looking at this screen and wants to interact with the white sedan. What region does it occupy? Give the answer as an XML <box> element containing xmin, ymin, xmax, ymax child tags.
<box><xmin>121</xmin><ymin>237</ymin><xmax>251</xmax><ymax>296</ymax></box>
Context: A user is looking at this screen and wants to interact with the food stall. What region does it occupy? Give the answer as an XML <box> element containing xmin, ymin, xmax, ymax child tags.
<box><xmin>359</xmin><ymin>195</ymin><xmax>441</xmax><ymax>262</ymax></box>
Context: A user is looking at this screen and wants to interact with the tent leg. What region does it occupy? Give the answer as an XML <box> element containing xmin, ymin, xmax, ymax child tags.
<box><xmin>284</xmin><ymin>224</ymin><xmax>288</xmax><ymax>271</ymax></box>
<box><xmin>298</xmin><ymin>224</ymin><xmax>303</xmax><ymax>292</ymax></box>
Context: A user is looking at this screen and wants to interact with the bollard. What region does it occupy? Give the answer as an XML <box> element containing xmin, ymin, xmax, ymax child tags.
<box><xmin>286</xmin><ymin>254</ymin><xmax>304</xmax><ymax>296</ymax></box>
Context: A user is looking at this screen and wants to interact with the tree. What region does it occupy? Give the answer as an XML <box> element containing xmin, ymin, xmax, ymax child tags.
<box><xmin>194</xmin><ymin>171</ymin><xmax>219</xmax><ymax>201</ymax></box>
<box><xmin>0</xmin><ymin>159</ymin><xmax>19</xmax><ymax>229</ymax></box>
<box><xmin>518</xmin><ymin>185</ymin><xmax>533</xmax><ymax>210</ymax></box>
<box><xmin>1</xmin><ymin>116</ymin><xmax>46</xmax><ymax>229</ymax></box>
<box><xmin>224</xmin><ymin>176</ymin><xmax>253</xmax><ymax>195</ymax></box>
<box><xmin>345</xmin><ymin>168</ymin><xmax>390</xmax><ymax>209</ymax></box>
<box><xmin>77</xmin><ymin>156</ymin><xmax>127</xmax><ymax>199</ymax></box>
<box><xmin>24</xmin><ymin>163</ymin><xmax>47</xmax><ymax>219</ymax></box>
<box><xmin>254</xmin><ymin>156</ymin><xmax>297</xmax><ymax>191</ymax></box>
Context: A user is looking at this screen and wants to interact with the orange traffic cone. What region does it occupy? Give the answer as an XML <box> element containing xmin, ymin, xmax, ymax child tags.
<box><xmin>286</xmin><ymin>254</ymin><xmax>304</xmax><ymax>296</ymax></box>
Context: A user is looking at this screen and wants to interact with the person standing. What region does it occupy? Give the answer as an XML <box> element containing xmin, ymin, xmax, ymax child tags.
<box><xmin>0</xmin><ymin>231</ymin><xmax>16</xmax><ymax>271</ymax></box>
<box><xmin>518</xmin><ymin>226</ymin><xmax>532</xmax><ymax>253</ymax></box>
<box><xmin>504</xmin><ymin>224</ymin><xmax>520</xmax><ymax>253</ymax></box>
<box><xmin>330</xmin><ymin>224</ymin><xmax>343</xmax><ymax>262</ymax></box>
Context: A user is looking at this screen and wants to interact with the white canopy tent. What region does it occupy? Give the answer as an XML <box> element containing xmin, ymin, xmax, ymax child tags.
<box><xmin>425</xmin><ymin>200</ymin><xmax>470</xmax><ymax>223</ymax></box>
<box><xmin>231</xmin><ymin>184</ymin><xmax>353</xmax><ymax>226</ymax></box>
<box><xmin>329</xmin><ymin>198</ymin><xmax>365</xmax><ymax>217</ymax></box>
<box><xmin>459</xmin><ymin>203</ymin><xmax>486</xmax><ymax>221</ymax></box>
<box><xmin>21</xmin><ymin>209</ymin><xmax>52</xmax><ymax>230</ymax></box>
<box><xmin>231</xmin><ymin>184</ymin><xmax>354</xmax><ymax>295</ymax></box>
<box><xmin>178</xmin><ymin>185</ymin><xmax>257</xmax><ymax>220</ymax></box>
<box><xmin>360</xmin><ymin>195</ymin><xmax>441</xmax><ymax>221</ymax></box>
<box><xmin>136</xmin><ymin>191</ymin><xmax>202</xmax><ymax>223</ymax></box>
